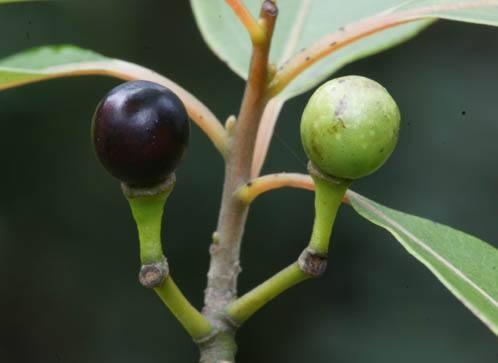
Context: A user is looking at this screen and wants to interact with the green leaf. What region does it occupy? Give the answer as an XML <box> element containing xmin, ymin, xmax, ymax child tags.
<box><xmin>0</xmin><ymin>45</ymin><xmax>106</xmax><ymax>69</ymax></box>
<box><xmin>191</xmin><ymin>0</ymin><xmax>498</xmax><ymax>100</ymax></box>
<box><xmin>190</xmin><ymin>0</ymin><xmax>431</xmax><ymax>94</ymax></box>
<box><xmin>0</xmin><ymin>45</ymin><xmax>227</xmax><ymax>154</ymax></box>
<box><xmin>397</xmin><ymin>1</ymin><xmax>498</xmax><ymax>27</ymax></box>
<box><xmin>280</xmin><ymin>21</ymin><xmax>433</xmax><ymax>99</ymax></box>
<box><xmin>348</xmin><ymin>191</ymin><xmax>498</xmax><ymax>335</ymax></box>
<box><xmin>0</xmin><ymin>45</ymin><xmax>108</xmax><ymax>89</ymax></box>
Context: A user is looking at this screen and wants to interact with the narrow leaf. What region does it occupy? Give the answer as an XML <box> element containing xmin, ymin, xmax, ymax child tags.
<box><xmin>348</xmin><ymin>191</ymin><xmax>498</xmax><ymax>335</ymax></box>
<box><xmin>0</xmin><ymin>45</ymin><xmax>106</xmax><ymax>69</ymax></box>
<box><xmin>0</xmin><ymin>45</ymin><xmax>108</xmax><ymax>89</ymax></box>
<box><xmin>0</xmin><ymin>45</ymin><xmax>226</xmax><ymax>154</ymax></box>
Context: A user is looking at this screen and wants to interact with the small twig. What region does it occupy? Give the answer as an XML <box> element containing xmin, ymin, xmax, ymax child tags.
<box><xmin>0</xmin><ymin>60</ymin><xmax>228</xmax><ymax>155</ymax></box>
<box><xmin>225</xmin><ymin>0</ymin><xmax>265</xmax><ymax>44</ymax></box>
<box><xmin>235</xmin><ymin>172</ymin><xmax>351</xmax><ymax>205</ymax></box>
<box><xmin>236</xmin><ymin>172</ymin><xmax>314</xmax><ymax>203</ymax></box>
<box><xmin>268</xmin><ymin>0</ymin><xmax>498</xmax><ymax>96</ymax></box>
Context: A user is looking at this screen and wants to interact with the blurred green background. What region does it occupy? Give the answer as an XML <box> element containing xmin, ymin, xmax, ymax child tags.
<box><xmin>0</xmin><ymin>1</ymin><xmax>497</xmax><ymax>362</ymax></box>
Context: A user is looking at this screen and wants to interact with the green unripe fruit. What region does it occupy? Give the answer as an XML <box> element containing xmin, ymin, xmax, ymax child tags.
<box><xmin>300</xmin><ymin>75</ymin><xmax>400</xmax><ymax>180</ymax></box>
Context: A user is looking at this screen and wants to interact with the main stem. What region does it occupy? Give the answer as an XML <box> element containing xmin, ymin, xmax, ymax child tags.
<box><xmin>201</xmin><ymin>2</ymin><xmax>277</xmax><ymax>362</ymax></box>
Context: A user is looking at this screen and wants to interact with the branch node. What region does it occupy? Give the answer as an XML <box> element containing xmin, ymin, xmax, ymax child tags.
<box><xmin>212</xmin><ymin>231</ymin><xmax>221</xmax><ymax>245</ymax></box>
<box><xmin>222</xmin><ymin>313</ymin><xmax>242</xmax><ymax>329</ymax></box>
<box><xmin>139</xmin><ymin>258</ymin><xmax>170</xmax><ymax>288</ymax></box>
<box><xmin>193</xmin><ymin>327</ymin><xmax>219</xmax><ymax>345</ymax></box>
<box><xmin>298</xmin><ymin>248</ymin><xmax>327</xmax><ymax>278</ymax></box>
<box><xmin>261</xmin><ymin>0</ymin><xmax>278</xmax><ymax>17</ymax></box>
<box><xmin>259</xmin><ymin>0</ymin><xmax>278</xmax><ymax>43</ymax></box>
<box><xmin>267</xmin><ymin>63</ymin><xmax>277</xmax><ymax>82</ymax></box>
<box><xmin>225</xmin><ymin>115</ymin><xmax>237</xmax><ymax>135</ymax></box>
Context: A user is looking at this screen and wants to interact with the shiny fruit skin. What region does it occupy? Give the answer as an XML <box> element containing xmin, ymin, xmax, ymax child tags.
<box><xmin>300</xmin><ymin>75</ymin><xmax>400</xmax><ymax>180</ymax></box>
<box><xmin>92</xmin><ymin>80</ymin><xmax>190</xmax><ymax>187</ymax></box>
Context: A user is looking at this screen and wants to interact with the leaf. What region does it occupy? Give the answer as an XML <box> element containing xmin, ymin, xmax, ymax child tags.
<box><xmin>0</xmin><ymin>45</ymin><xmax>108</xmax><ymax>88</ymax></box>
<box><xmin>283</xmin><ymin>0</ymin><xmax>498</xmax><ymax>99</ymax></box>
<box><xmin>397</xmin><ymin>0</ymin><xmax>498</xmax><ymax>27</ymax></box>
<box><xmin>348</xmin><ymin>190</ymin><xmax>498</xmax><ymax>335</ymax></box>
<box><xmin>0</xmin><ymin>45</ymin><xmax>106</xmax><ymax>69</ymax></box>
<box><xmin>191</xmin><ymin>0</ymin><xmax>430</xmax><ymax>95</ymax></box>
<box><xmin>191</xmin><ymin>1</ymin><xmax>498</xmax><ymax>100</ymax></box>
<box><xmin>0</xmin><ymin>45</ymin><xmax>226</xmax><ymax>153</ymax></box>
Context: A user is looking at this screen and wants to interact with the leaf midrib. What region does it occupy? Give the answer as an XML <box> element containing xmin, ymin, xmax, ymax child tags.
<box><xmin>349</xmin><ymin>191</ymin><xmax>498</xmax><ymax>309</ymax></box>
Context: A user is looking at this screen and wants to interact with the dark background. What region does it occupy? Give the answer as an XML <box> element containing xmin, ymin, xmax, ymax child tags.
<box><xmin>0</xmin><ymin>1</ymin><xmax>497</xmax><ymax>362</ymax></box>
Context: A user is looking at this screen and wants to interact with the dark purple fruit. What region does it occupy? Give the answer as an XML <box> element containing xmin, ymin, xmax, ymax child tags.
<box><xmin>92</xmin><ymin>80</ymin><xmax>190</xmax><ymax>187</ymax></box>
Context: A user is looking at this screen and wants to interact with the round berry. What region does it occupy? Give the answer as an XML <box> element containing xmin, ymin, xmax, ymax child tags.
<box><xmin>92</xmin><ymin>80</ymin><xmax>190</xmax><ymax>187</ymax></box>
<box><xmin>300</xmin><ymin>75</ymin><xmax>400</xmax><ymax>180</ymax></box>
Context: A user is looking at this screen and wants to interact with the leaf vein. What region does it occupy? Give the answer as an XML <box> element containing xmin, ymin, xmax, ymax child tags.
<box><xmin>350</xmin><ymin>191</ymin><xmax>498</xmax><ymax>309</ymax></box>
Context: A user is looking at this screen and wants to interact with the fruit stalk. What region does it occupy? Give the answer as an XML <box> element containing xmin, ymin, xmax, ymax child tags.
<box><xmin>307</xmin><ymin>164</ymin><xmax>351</xmax><ymax>255</ymax></box>
<box><xmin>125</xmin><ymin>183</ymin><xmax>172</xmax><ymax>264</ymax></box>
<box><xmin>124</xmin><ymin>178</ymin><xmax>213</xmax><ymax>341</ymax></box>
